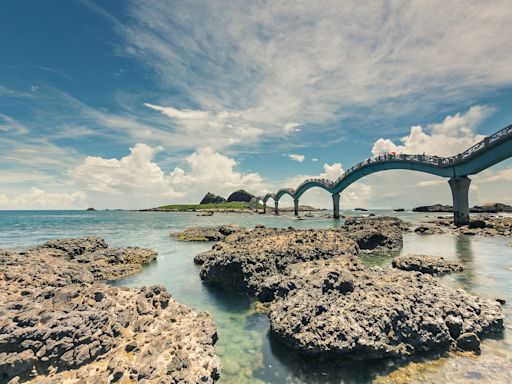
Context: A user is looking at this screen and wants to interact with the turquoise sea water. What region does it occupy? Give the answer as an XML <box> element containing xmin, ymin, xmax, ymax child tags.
<box><xmin>0</xmin><ymin>210</ymin><xmax>511</xmax><ymax>383</ymax></box>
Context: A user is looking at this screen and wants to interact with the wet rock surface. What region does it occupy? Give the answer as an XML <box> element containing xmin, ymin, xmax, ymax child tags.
<box><xmin>190</xmin><ymin>218</ymin><xmax>504</xmax><ymax>362</ymax></box>
<box><xmin>171</xmin><ymin>224</ymin><xmax>244</xmax><ymax>242</ymax></box>
<box><xmin>269</xmin><ymin>267</ymin><xmax>504</xmax><ymax>359</ymax></box>
<box><xmin>341</xmin><ymin>216</ymin><xmax>406</xmax><ymax>251</ymax></box>
<box><xmin>196</xmin><ymin>226</ymin><xmax>360</xmax><ymax>302</ymax></box>
<box><xmin>428</xmin><ymin>215</ymin><xmax>512</xmax><ymax>237</ymax></box>
<box><xmin>195</xmin><ymin>218</ymin><xmax>404</xmax><ymax>302</ymax></box>
<box><xmin>392</xmin><ymin>254</ymin><xmax>463</xmax><ymax>275</ymax></box>
<box><xmin>0</xmin><ymin>238</ymin><xmax>220</xmax><ymax>383</ymax></box>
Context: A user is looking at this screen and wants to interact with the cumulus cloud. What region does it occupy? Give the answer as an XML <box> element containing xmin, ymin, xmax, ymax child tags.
<box><xmin>0</xmin><ymin>188</ymin><xmax>88</xmax><ymax>210</ymax></box>
<box><xmin>68</xmin><ymin>143</ymin><xmax>268</xmax><ymax>209</ymax></box>
<box><xmin>288</xmin><ymin>154</ymin><xmax>305</xmax><ymax>162</ymax></box>
<box><xmin>371</xmin><ymin>106</ymin><xmax>492</xmax><ymax>157</ymax></box>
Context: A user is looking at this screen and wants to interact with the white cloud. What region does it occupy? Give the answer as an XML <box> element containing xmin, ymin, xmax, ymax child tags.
<box><xmin>312</xmin><ymin>158</ymin><xmax>318</xmax><ymax>162</ymax></box>
<box><xmin>144</xmin><ymin>103</ymin><xmax>264</xmax><ymax>150</ymax></box>
<box><xmin>118</xmin><ymin>0</ymin><xmax>512</xmax><ymax>143</ymax></box>
<box><xmin>288</xmin><ymin>154</ymin><xmax>305</xmax><ymax>162</ymax></box>
<box><xmin>0</xmin><ymin>188</ymin><xmax>88</xmax><ymax>210</ymax></box>
<box><xmin>67</xmin><ymin>144</ymin><xmax>268</xmax><ymax>209</ymax></box>
<box><xmin>371</xmin><ymin>106</ymin><xmax>492</xmax><ymax>157</ymax></box>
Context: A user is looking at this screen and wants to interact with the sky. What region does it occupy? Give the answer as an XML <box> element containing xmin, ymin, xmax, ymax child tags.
<box><xmin>1</xmin><ymin>0</ymin><xmax>512</xmax><ymax>210</ymax></box>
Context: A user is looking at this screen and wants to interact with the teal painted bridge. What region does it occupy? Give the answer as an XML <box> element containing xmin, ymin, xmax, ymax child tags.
<box><xmin>253</xmin><ymin>123</ymin><xmax>512</xmax><ymax>226</ymax></box>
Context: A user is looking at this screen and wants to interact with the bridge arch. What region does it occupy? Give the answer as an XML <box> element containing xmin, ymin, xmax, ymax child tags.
<box><xmin>260</xmin><ymin>123</ymin><xmax>512</xmax><ymax>225</ymax></box>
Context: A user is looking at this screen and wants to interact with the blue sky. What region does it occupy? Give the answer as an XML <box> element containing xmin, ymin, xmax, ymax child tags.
<box><xmin>1</xmin><ymin>0</ymin><xmax>511</xmax><ymax>209</ymax></box>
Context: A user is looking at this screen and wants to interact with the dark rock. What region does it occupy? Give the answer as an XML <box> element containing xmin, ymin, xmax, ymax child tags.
<box><xmin>227</xmin><ymin>189</ymin><xmax>254</xmax><ymax>202</ymax></box>
<box><xmin>456</xmin><ymin>332</ymin><xmax>481</xmax><ymax>353</ymax></box>
<box><xmin>269</xmin><ymin>267</ymin><xmax>503</xmax><ymax>359</ymax></box>
<box><xmin>86</xmin><ymin>208</ymin><xmax>96</xmax><ymax>211</ymax></box>
<box><xmin>394</xmin><ymin>208</ymin><xmax>405</xmax><ymax>212</ymax></box>
<box><xmin>470</xmin><ymin>203</ymin><xmax>512</xmax><ymax>213</ymax></box>
<box><xmin>413</xmin><ymin>204</ymin><xmax>453</xmax><ymax>212</ymax></box>
<box><xmin>171</xmin><ymin>225</ymin><xmax>244</xmax><ymax>242</ymax></box>
<box><xmin>197</xmin><ymin>227</ymin><xmax>360</xmax><ymax>301</ymax></box>
<box><xmin>354</xmin><ymin>207</ymin><xmax>368</xmax><ymax>211</ymax></box>
<box><xmin>342</xmin><ymin>216</ymin><xmax>405</xmax><ymax>251</ymax></box>
<box><xmin>199</xmin><ymin>192</ymin><xmax>226</xmax><ymax>205</ymax></box>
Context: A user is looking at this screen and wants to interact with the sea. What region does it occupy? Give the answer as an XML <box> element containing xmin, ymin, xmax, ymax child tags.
<box><xmin>0</xmin><ymin>209</ymin><xmax>511</xmax><ymax>383</ymax></box>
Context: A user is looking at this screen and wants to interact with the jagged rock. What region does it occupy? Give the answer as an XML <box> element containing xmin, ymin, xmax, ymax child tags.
<box><xmin>195</xmin><ymin>219</ymin><xmax>404</xmax><ymax>301</ymax></box>
<box><xmin>0</xmin><ymin>238</ymin><xmax>220</xmax><ymax>383</ymax></box>
<box><xmin>470</xmin><ymin>203</ymin><xmax>512</xmax><ymax>213</ymax></box>
<box><xmin>171</xmin><ymin>225</ymin><xmax>244</xmax><ymax>242</ymax></box>
<box><xmin>414</xmin><ymin>225</ymin><xmax>445</xmax><ymax>235</ymax></box>
<box><xmin>196</xmin><ymin>227</ymin><xmax>360</xmax><ymax>301</ymax></box>
<box><xmin>456</xmin><ymin>332</ymin><xmax>481</xmax><ymax>353</ymax></box>
<box><xmin>269</xmin><ymin>267</ymin><xmax>503</xmax><ymax>359</ymax></box>
<box><xmin>200</xmin><ymin>192</ymin><xmax>226</xmax><ymax>204</ymax></box>
<box><xmin>226</xmin><ymin>190</ymin><xmax>254</xmax><ymax>202</ymax></box>
<box><xmin>428</xmin><ymin>215</ymin><xmax>512</xmax><ymax>237</ymax></box>
<box><xmin>392</xmin><ymin>254</ymin><xmax>463</xmax><ymax>275</ymax></box>
<box><xmin>342</xmin><ymin>216</ymin><xmax>406</xmax><ymax>251</ymax></box>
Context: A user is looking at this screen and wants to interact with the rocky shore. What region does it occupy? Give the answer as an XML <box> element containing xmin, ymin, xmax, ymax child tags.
<box><xmin>0</xmin><ymin>237</ymin><xmax>220</xmax><ymax>383</ymax></box>
<box><xmin>422</xmin><ymin>215</ymin><xmax>512</xmax><ymax>237</ymax></box>
<box><xmin>192</xmin><ymin>217</ymin><xmax>403</xmax><ymax>302</ymax></box>
<box><xmin>188</xmin><ymin>218</ymin><xmax>504</xmax><ymax>360</ymax></box>
<box><xmin>392</xmin><ymin>254</ymin><xmax>463</xmax><ymax>275</ymax></box>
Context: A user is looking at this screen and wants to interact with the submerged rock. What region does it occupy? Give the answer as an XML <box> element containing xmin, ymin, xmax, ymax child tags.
<box><xmin>414</xmin><ymin>225</ymin><xmax>445</xmax><ymax>235</ymax></box>
<box><xmin>171</xmin><ymin>225</ymin><xmax>244</xmax><ymax>242</ymax></box>
<box><xmin>429</xmin><ymin>215</ymin><xmax>512</xmax><ymax>237</ymax></box>
<box><xmin>392</xmin><ymin>254</ymin><xmax>463</xmax><ymax>275</ymax></box>
<box><xmin>0</xmin><ymin>238</ymin><xmax>221</xmax><ymax>383</ymax></box>
<box><xmin>269</xmin><ymin>267</ymin><xmax>503</xmax><ymax>359</ymax></box>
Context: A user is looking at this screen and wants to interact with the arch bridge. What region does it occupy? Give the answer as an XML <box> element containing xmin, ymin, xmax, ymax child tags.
<box><xmin>252</xmin><ymin>123</ymin><xmax>512</xmax><ymax>226</ymax></box>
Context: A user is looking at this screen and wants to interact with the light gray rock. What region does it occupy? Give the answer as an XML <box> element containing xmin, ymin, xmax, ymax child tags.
<box><xmin>392</xmin><ymin>254</ymin><xmax>463</xmax><ymax>275</ymax></box>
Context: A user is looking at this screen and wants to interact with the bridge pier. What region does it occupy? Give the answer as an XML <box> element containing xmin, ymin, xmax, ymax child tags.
<box><xmin>294</xmin><ymin>198</ymin><xmax>299</xmax><ymax>216</ymax></box>
<box><xmin>332</xmin><ymin>193</ymin><xmax>340</xmax><ymax>219</ymax></box>
<box><xmin>274</xmin><ymin>201</ymin><xmax>279</xmax><ymax>215</ymax></box>
<box><xmin>449</xmin><ymin>176</ymin><xmax>471</xmax><ymax>226</ymax></box>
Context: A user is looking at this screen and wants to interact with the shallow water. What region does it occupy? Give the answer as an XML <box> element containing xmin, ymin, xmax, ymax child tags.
<box><xmin>0</xmin><ymin>210</ymin><xmax>511</xmax><ymax>383</ymax></box>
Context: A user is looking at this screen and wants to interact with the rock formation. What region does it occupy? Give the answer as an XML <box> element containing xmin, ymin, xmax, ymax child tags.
<box><xmin>0</xmin><ymin>238</ymin><xmax>220</xmax><ymax>383</ymax></box>
<box><xmin>171</xmin><ymin>225</ymin><xmax>243</xmax><ymax>242</ymax></box>
<box><xmin>226</xmin><ymin>190</ymin><xmax>254</xmax><ymax>203</ymax></box>
<box><xmin>200</xmin><ymin>192</ymin><xmax>226</xmax><ymax>204</ymax></box>
<box><xmin>413</xmin><ymin>204</ymin><xmax>453</xmax><ymax>212</ymax></box>
<box><xmin>195</xmin><ymin>218</ymin><xmax>404</xmax><ymax>301</ymax></box>
<box><xmin>392</xmin><ymin>254</ymin><xmax>463</xmax><ymax>274</ymax></box>
<box><xmin>269</xmin><ymin>266</ymin><xmax>503</xmax><ymax>359</ymax></box>
<box><xmin>429</xmin><ymin>215</ymin><xmax>512</xmax><ymax>237</ymax></box>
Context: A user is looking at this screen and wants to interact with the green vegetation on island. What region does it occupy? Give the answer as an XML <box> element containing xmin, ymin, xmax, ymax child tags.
<box><xmin>154</xmin><ymin>201</ymin><xmax>256</xmax><ymax>211</ymax></box>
